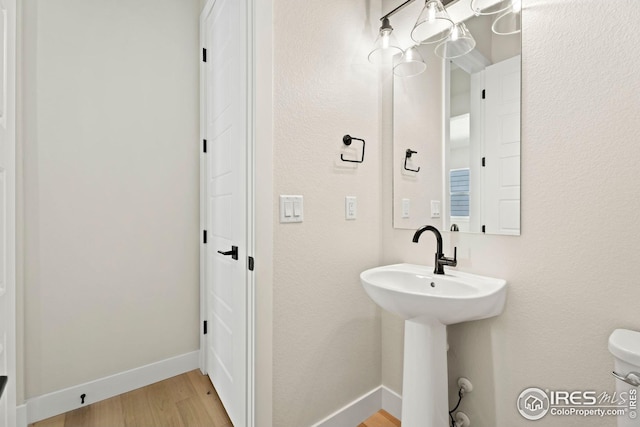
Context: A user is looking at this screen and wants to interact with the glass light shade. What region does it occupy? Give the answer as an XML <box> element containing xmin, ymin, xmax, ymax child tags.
<box><xmin>368</xmin><ymin>26</ymin><xmax>404</xmax><ymax>65</ymax></box>
<box><xmin>411</xmin><ymin>0</ymin><xmax>454</xmax><ymax>45</ymax></box>
<box><xmin>470</xmin><ymin>0</ymin><xmax>513</xmax><ymax>16</ymax></box>
<box><xmin>393</xmin><ymin>46</ymin><xmax>427</xmax><ymax>77</ymax></box>
<box><xmin>491</xmin><ymin>7</ymin><xmax>521</xmax><ymax>35</ymax></box>
<box><xmin>434</xmin><ymin>22</ymin><xmax>476</xmax><ymax>59</ymax></box>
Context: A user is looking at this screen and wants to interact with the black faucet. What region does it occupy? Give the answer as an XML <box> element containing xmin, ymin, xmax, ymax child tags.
<box><xmin>412</xmin><ymin>225</ymin><xmax>457</xmax><ymax>275</ymax></box>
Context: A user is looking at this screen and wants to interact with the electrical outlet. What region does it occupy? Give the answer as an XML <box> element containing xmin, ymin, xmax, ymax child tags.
<box><xmin>345</xmin><ymin>196</ymin><xmax>357</xmax><ymax>220</ymax></box>
<box><xmin>431</xmin><ymin>200</ymin><xmax>441</xmax><ymax>218</ymax></box>
<box><xmin>402</xmin><ymin>198</ymin><xmax>410</xmax><ymax>218</ymax></box>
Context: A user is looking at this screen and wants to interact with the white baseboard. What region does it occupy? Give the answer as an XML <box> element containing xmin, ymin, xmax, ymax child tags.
<box><xmin>310</xmin><ymin>387</ymin><xmax>383</xmax><ymax>427</ymax></box>
<box><xmin>381</xmin><ymin>386</ymin><xmax>402</xmax><ymax>420</ymax></box>
<box><xmin>310</xmin><ymin>385</ymin><xmax>402</xmax><ymax>427</ymax></box>
<box><xmin>16</xmin><ymin>404</ymin><xmax>27</xmax><ymax>427</ymax></box>
<box><xmin>25</xmin><ymin>350</ymin><xmax>200</xmax><ymax>424</ymax></box>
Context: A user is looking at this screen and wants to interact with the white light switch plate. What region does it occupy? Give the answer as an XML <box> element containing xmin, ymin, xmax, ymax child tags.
<box><xmin>280</xmin><ymin>195</ymin><xmax>303</xmax><ymax>223</ymax></box>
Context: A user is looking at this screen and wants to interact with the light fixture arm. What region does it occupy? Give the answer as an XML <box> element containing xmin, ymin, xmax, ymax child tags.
<box><xmin>381</xmin><ymin>0</ymin><xmax>417</xmax><ymax>21</ymax></box>
<box><xmin>380</xmin><ymin>0</ymin><xmax>456</xmax><ymax>21</ymax></box>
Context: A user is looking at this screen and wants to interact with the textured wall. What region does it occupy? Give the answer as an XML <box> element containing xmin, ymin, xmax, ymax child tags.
<box><xmin>22</xmin><ymin>0</ymin><xmax>201</xmax><ymax>397</ymax></box>
<box><xmin>382</xmin><ymin>0</ymin><xmax>640</xmax><ymax>426</ymax></box>
<box><xmin>272</xmin><ymin>0</ymin><xmax>383</xmax><ymax>425</ymax></box>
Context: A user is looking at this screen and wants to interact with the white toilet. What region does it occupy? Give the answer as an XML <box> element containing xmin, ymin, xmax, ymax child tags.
<box><xmin>609</xmin><ymin>329</ymin><xmax>640</xmax><ymax>426</ymax></box>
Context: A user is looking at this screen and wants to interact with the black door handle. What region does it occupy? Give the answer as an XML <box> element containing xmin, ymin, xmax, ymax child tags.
<box><xmin>217</xmin><ymin>246</ymin><xmax>238</xmax><ymax>260</ymax></box>
<box><xmin>0</xmin><ymin>376</ymin><xmax>7</xmax><ymax>399</ymax></box>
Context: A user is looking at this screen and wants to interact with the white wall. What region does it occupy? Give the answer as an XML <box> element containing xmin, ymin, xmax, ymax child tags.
<box><xmin>381</xmin><ymin>1</ymin><xmax>640</xmax><ymax>426</ymax></box>
<box><xmin>22</xmin><ymin>0</ymin><xmax>201</xmax><ymax>398</ymax></box>
<box><xmin>271</xmin><ymin>0</ymin><xmax>383</xmax><ymax>425</ymax></box>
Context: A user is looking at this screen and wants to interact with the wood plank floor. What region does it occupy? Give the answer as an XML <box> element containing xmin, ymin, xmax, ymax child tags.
<box><xmin>359</xmin><ymin>410</ymin><xmax>401</xmax><ymax>427</ymax></box>
<box><xmin>30</xmin><ymin>371</ymin><xmax>400</xmax><ymax>427</ymax></box>
<box><xmin>29</xmin><ymin>370</ymin><xmax>233</xmax><ymax>427</ymax></box>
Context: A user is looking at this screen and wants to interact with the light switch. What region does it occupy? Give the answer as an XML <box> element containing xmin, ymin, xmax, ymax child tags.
<box><xmin>431</xmin><ymin>200</ymin><xmax>441</xmax><ymax>218</ymax></box>
<box><xmin>345</xmin><ymin>196</ymin><xmax>357</xmax><ymax>220</ymax></box>
<box><xmin>402</xmin><ymin>198</ymin><xmax>410</xmax><ymax>219</ymax></box>
<box><xmin>280</xmin><ymin>195</ymin><xmax>303</xmax><ymax>223</ymax></box>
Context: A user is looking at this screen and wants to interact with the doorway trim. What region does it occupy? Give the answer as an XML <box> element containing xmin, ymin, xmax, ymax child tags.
<box><xmin>3</xmin><ymin>0</ymin><xmax>17</xmax><ymax>425</ymax></box>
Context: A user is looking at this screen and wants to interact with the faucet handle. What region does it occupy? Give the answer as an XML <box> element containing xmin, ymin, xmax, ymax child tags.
<box><xmin>440</xmin><ymin>247</ymin><xmax>457</xmax><ymax>267</ymax></box>
<box><xmin>449</xmin><ymin>247</ymin><xmax>458</xmax><ymax>266</ymax></box>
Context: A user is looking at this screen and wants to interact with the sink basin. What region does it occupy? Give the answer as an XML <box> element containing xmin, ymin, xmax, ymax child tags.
<box><xmin>360</xmin><ymin>263</ymin><xmax>507</xmax><ymax>427</ymax></box>
<box><xmin>360</xmin><ymin>263</ymin><xmax>507</xmax><ymax>324</ymax></box>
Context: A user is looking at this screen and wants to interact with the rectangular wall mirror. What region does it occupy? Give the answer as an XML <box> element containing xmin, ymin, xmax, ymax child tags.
<box><xmin>393</xmin><ymin>0</ymin><xmax>521</xmax><ymax>235</ymax></box>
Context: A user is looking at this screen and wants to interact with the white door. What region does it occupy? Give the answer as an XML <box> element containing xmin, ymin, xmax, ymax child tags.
<box><xmin>200</xmin><ymin>0</ymin><xmax>250</xmax><ymax>425</ymax></box>
<box><xmin>482</xmin><ymin>55</ymin><xmax>521</xmax><ymax>235</ymax></box>
<box><xmin>0</xmin><ymin>0</ymin><xmax>16</xmax><ymax>425</ymax></box>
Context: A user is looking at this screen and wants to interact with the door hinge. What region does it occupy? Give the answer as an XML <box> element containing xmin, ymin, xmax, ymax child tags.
<box><xmin>482</xmin><ymin>225</ymin><xmax>486</xmax><ymax>233</ymax></box>
<box><xmin>202</xmin><ymin>48</ymin><xmax>207</xmax><ymax>62</ymax></box>
<box><xmin>482</xmin><ymin>89</ymin><xmax>486</xmax><ymax>99</ymax></box>
<box><xmin>203</xmin><ymin>320</ymin><xmax>208</xmax><ymax>334</ymax></box>
<box><xmin>203</xmin><ymin>230</ymin><xmax>207</xmax><ymax>244</ymax></box>
<box><xmin>482</xmin><ymin>157</ymin><xmax>486</xmax><ymax>167</ymax></box>
<box><xmin>248</xmin><ymin>256</ymin><xmax>255</xmax><ymax>271</ymax></box>
<box><xmin>203</xmin><ymin>139</ymin><xmax>207</xmax><ymax>153</ymax></box>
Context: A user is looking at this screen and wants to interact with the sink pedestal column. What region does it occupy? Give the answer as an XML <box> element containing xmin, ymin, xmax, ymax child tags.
<box><xmin>401</xmin><ymin>318</ymin><xmax>448</xmax><ymax>427</ymax></box>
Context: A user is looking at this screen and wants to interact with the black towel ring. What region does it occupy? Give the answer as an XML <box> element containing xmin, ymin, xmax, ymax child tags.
<box><xmin>404</xmin><ymin>149</ymin><xmax>420</xmax><ymax>172</ymax></box>
<box><xmin>341</xmin><ymin>135</ymin><xmax>365</xmax><ymax>163</ymax></box>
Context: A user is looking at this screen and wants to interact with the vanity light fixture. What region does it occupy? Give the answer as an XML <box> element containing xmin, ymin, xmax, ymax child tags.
<box><xmin>411</xmin><ymin>0</ymin><xmax>454</xmax><ymax>45</ymax></box>
<box><xmin>470</xmin><ymin>0</ymin><xmax>513</xmax><ymax>15</ymax></box>
<box><xmin>434</xmin><ymin>22</ymin><xmax>476</xmax><ymax>59</ymax></box>
<box><xmin>368</xmin><ymin>17</ymin><xmax>404</xmax><ymax>65</ymax></box>
<box><xmin>369</xmin><ymin>0</ymin><xmax>456</xmax><ymax>72</ymax></box>
<box><xmin>394</xmin><ymin>46</ymin><xmax>427</xmax><ymax>77</ymax></box>
<box><xmin>369</xmin><ymin>0</ymin><xmax>457</xmax><ymax>67</ymax></box>
<box><xmin>370</xmin><ymin>0</ymin><xmax>518</xmax><ymax>74</ymax></box>
<box><xmin>470</xmin><ymin>0</ymin><xmax>521</xmax><ymax>35</ymax></box>
<box><xmin>491</xmin><ymin>0</ymin><xmax>521</xmax><ymax>35</ymax></box>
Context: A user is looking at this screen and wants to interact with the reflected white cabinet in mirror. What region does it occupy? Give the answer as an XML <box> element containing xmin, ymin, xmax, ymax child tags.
<box><xmin>392</xmin><ymin>0</ymin><xmax>521</xmax><ymax>235</ymax></box>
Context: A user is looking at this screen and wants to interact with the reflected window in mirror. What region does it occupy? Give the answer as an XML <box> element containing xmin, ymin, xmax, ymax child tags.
<box><xmin>449</xmin><ymin>168</ymin><xmax>470</xmax><ymax>231</ymax></box>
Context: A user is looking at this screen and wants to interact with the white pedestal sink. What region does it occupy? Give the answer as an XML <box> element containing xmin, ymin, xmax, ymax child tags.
<box><xmin>360</xmin><ymin>264</ymin><xmax>507</xmax><ymax>427</ymax></box>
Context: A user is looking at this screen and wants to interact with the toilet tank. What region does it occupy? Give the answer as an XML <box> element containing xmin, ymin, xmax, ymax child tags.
<box><xmin>609</xmin><ymin>329</ymin><xmax>640</xmax><ymax>426</ymax></box>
